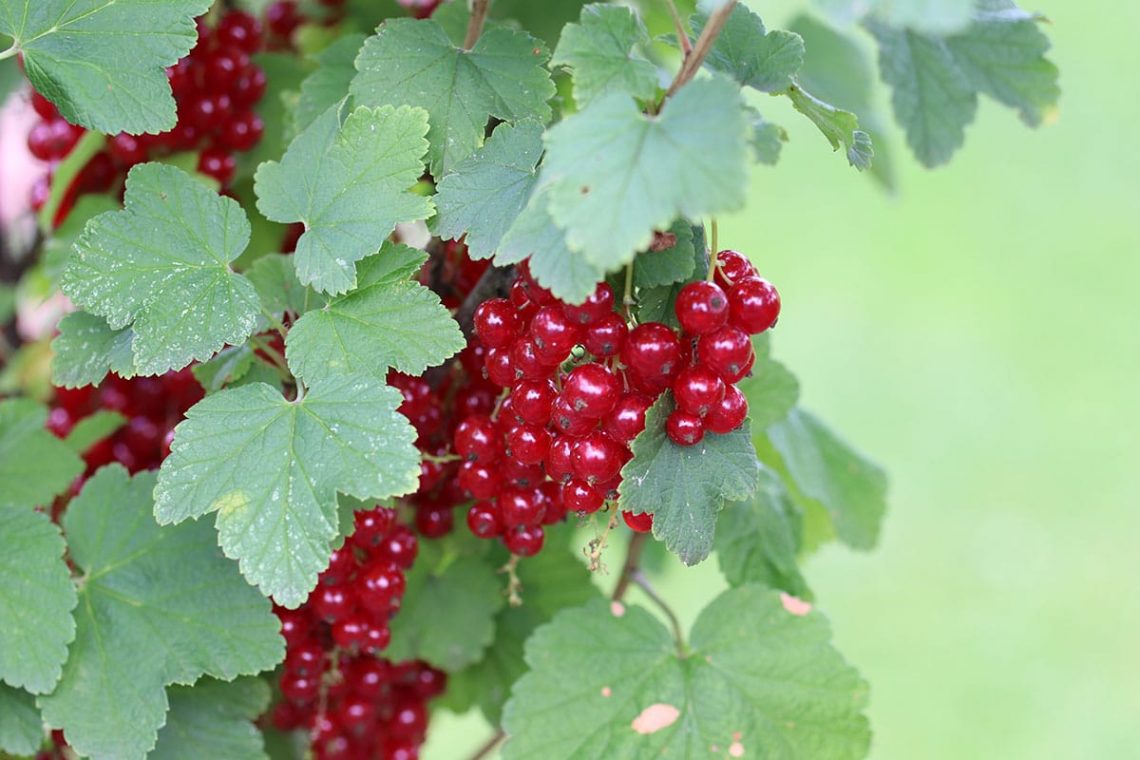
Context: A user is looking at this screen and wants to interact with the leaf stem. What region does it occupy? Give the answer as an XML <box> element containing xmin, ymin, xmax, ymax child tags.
<box><xmin>0</xmin><ymin>44</ymin><xmax>17</xmax><ymax>62</ymax></box>
<box><xmin>259</xmin><ymin>307</ymin><xmax>289</xmax><ymax>339</ymax></box>
<box><xmin>249</xmin><ymin>334</ymin><xmax>291</xmax><ymax>380</ymax></box>
<box><xmin>664</xmin><ymin>0</ymin><xmax>693</xmax><ymax>57</ymax></box>
<box><xmin>622</xmin><ymin>260</ymin><xmax>636</xmax><ymax>320</ymax></box>
<box><xmin>611</xmin><ymin>531</ymin><xmax>648</xmax><ymax>601</ymax></box>
<box><xmin>664</xmin><ymin>0</ymin><xmax>737</xmax><ymax>99</ymax></box>
<box><xmin>463</xmin><ymin>0</ymin><xmax>493</xmax><ymax>49</ymax></box>
<box><xmin>706</xmin><ymin>219</ymin><xmax>719</xmax><ymax>281</ymax></box>
<box><xmin>467</xmin><ymin>729</ymin><xmax>506</xmax><ymax>760</ymax></box>
<box><xmin>631</xmin><ymin>569</ymin><xmax>687</xmax><ymax>656</ymax></box>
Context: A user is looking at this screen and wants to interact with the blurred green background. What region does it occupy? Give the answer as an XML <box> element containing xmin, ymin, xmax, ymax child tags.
<box><xmin>429</xmin><ymin>0</ymin><xmax>1140</xmax><ymax>757</ymax></box>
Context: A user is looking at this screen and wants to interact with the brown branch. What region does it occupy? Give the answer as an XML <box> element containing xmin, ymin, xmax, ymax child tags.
<box><xmin>665</xmin><ymin>0</ymin><xmax>737</xmax><ymax>99</ymax></box>
<box><xmin>463</xmin><ymin>0</ymin><xmax>492</xmax><ymax>49</ymax></box>
<box><xmin>665</xmin><ymin>0</ymin><xmax>693</xmax><ymax>57</ymax></box>
<box><xmin>467</xmin><ymin>729</ymin><xmax>506</xmax><ymax>760</ymax></box>
<box><xmin>611</xmin><ymin>532</ymin><xmax>648</xmax><ymax>602</ymax></box>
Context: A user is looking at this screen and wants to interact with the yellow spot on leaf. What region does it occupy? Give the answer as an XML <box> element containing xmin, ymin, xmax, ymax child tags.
<box><xmin>213</xmin><ymin>490</ymin><xmax>250</xmax><ymax>517</ymax></box>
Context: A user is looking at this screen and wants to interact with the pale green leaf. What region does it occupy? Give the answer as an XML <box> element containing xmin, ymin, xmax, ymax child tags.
<box><xmin>152</xmin><ymin>677</ymin><xmax>270</xmax><ymax>760</ymax></box>
<box><xmin>61</xmin><ymin>163</ymin><xmax>260</xmax><ymax>375</ymax></box>
<box><xmin>39</xmin><ymin>467</ymin><xmax>283</xmax><ymax>760</ymax></box>
<box><xmin>502</xmin><ymin>585</ymin><xmax>870</xmax><ymax>759</ymax></box>
<box><xmin>551</xmin><ymin>4</ymin><xmax>659</xmax><ymax>106</ymax></box>
<box><xmin>787</xmin><ymin>84</ymin><xmax>874</xmax><ymax>170</ymax></box>
<box><xmin>63</xmin><ymin>410</ymin><xmax>126</xmax><ymax>454</ymax></box>
<box><xmin>543</xmin><ymin>77</ymin><xmax>750</xmax><ymax>270</ymax></box>
<box><xmin>619</xmin><ymin>394</ymin><xmax>761</xmax><ymax>565</ymax></box>
<box><xmin>42</xmin><ymin>195</ymin><xmax>118</xmax><ymax>285</ymax></box>
<box><xmin>766</xmin><ymin>408</ymin><xmax>888</xmax><ymax>550</ymax></box>
<box><xmin>738</xmin><ymin>337</ymin><xmax>799</xmax><ymax>430</ymax></box>
<box><xmin>286</xmin><ymin>244</ymin><xmax>463</xmax><ymax>384</ymax></box>
<box><xmin>154</xmin><ymin>376</ymin><xmax>421</xmax><ymax>606</ymax></box>
<box><xmin>0</xmin><ymin>510</ymin><xmax>76</xmax><ymax>694</ymax></box>
<box><xmin>0</xmin><ymin>399</ymin><xmax>83</xmax><ymax>511</ymax></box>
<box><xmin>749</xmin><ymin>112</ymin><xmax>787</xmax><ymax>166</ymax></box>
<box><xmin>0</xmin><ymin>685</ymin><xmax>43</xmax><ymax>756</ymax></box>
<box><xmin>51</xmin><ymin>311</ymin><xmax>135</xmax><ymax>388</ymax></box>
<box><xmin>0</xmin><ymin>0</ymin><xmax>212</xmax><ymax>134</ymax></box>
<box><xmin>296</xmin><ymin>33</ymin><xmax>366</xmax><ymax>132</ymax></box>
<box><xmin>192</xmin><ymin>345</ymin><xmax>256</xmax><ymax>395</ymax></box>
<box><xmin>433</xmin><ymin>120</ymin><xmax>544</xmax><ymax>260</ymax></box>
<box><xmin>351</xmin><ymin>19</ymin><xmax>555</xmax><ymax>176</ymax></box>
<box><xmin>254</xmin><ymin>104</ymin><xmax>433</xmax><ymax>295</ymax></box>
<box><xmin>693</xmin><ymin>3</ymin><xmax>805</xmax><ymax>93</ymax></box>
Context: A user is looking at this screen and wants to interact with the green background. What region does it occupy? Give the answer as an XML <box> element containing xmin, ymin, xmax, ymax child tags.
<box><xmin>427</xmin><ymin>0</ymin><xmax>1140</xmax><ymax>757</ymax></box>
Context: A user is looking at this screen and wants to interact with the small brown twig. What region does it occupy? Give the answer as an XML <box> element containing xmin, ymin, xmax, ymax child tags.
<box><xmin>665</xmin><ymin>0</ymin><xmax>737</xmax><ymax>99</ymax></box>
<box><xmin>664</xmin><ymin>0</ymin><xmax>693</xmax><ymax>57</ymax></box>
<box><xmin>463</xmin><ymin>0</ymin><xmax>492</xmax><ymax>49</ymax></box>
<box><xmin>611</xmin><ymin>532</ymin><xmax>648</xmax><ymax>602</ymax></box>
<box><xmin>468</xmin><ymin>728</ymin><xmax>506</xmax><ymax>760</ymax></box>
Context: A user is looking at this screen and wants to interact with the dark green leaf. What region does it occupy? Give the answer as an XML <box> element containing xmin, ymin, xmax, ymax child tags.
<box><xmin>51</xmin><ymin>312</ymin><xmax>135</xmax><ymax>388</ymax></box>
<box><xmin>634</xmin><ymin>220</ymin><xmax>696</xmax><ymax>289</ymax></box>
<box><xmin>152</xmin><ymin>677</ymin><xmax>271</xmax><ymax>760</ymax></box>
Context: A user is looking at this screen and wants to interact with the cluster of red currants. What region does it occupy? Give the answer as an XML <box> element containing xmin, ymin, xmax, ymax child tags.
<box><xmin>272</xmin><ymin>508</ymin><xmax>447</xmax><ymax>760</ymax></box>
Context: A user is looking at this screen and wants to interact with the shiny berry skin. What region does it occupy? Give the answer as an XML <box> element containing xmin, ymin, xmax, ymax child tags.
<box><xmin>466</xmin><ymin>501</ymin><xmax>502</xmax><ymax>538</ymax></box>
<box><xmin>562</xmin><ymin>478</ymin><xmax>604</xmax><ymax>514</ymax></box>
<box><xmin>454</xmin><ymin>415</ymin><xmax>501</xmax><ymax>463</ymax></box>
<box><xmin>675</xmin><ymin>280</ymin><xmax>730</xmax><ymax>335</ymax></box>
<box><xmin>673</xmin><ymin>365</ymin><xmax>726</xmax><ymax>418</ymax></box>
<box><xmin>584</xmin><ymin>312</ymin><xmax>628</xmax><ymax>357</ymax></box>
<box><xmin>219</xmin><ymin>110</ymin><xmax>264</xmax><ymax>152</ymax></box>
<box><xmin>562</xmin><ymin>282</ymin><xmax>615</xmax><ymax>325</ymax></box>
<box><xmin>705</xmin><ymin>384</ymin><xmax>749</xmax><ymax>434</ymax></box>
<box><xmin>312</xmin><ymin>585</ymin><xmax>355</xmax><ymax>623</ymax></box>
<box><xmin>697</xmin><ymin>325</ymin><xmax>754</xmax><ymax>382</ymax></box>
<box><xmin>511</xmin><ymin>379</ymin><xmax>556</xmax><ymax>425</ymax></box>
<box><xmin>216</xmin><ymin>10</ymin><xmax>262</xmax><ymax>54</ymax></box>
<box><xmin>729</xmin><ymin>277</ymin><xmax>781</xmax><ymax>334</ymax></box>
<box><xmin>504</xmin><ymin>524</ymin><xmax>545</xmax><ymax>556</ymax></box>
<box><xmin>666</xmin><ymin>410</ymin><xmax>705</xmax><ymax>446</ymax></box>
<box><xmin>321</xmin><ymin>547</ymin><xmax>356</xmax><ymax>586</ymax></box>
<box><xmin>456</xmin><ymin>460</ymin><xmax>501</xmax><ymax>500</ymax></box>
<box><xmin>27</xmin><ymin>119</ymin><xmax>83</xmax><ymax>161</ymax></box>
<box><xmin>622</xmin><ymin>322</ymin><xmax>684</xmax><ymax>388</ymax></box>
<box><xmin>537</xmin><ymin>481</ymin><xmax>567</xmax><ymax>525</ymax></box>
<box><xmin>512</xmin><ymin>337</ymin><xmax>559</xmax><ymax>381</ymax></box>
<box><xmin>473</xmin><ymin>298</ymin><xmax>520</xmax><ymax>348</ymax></box>
<box><xmin>544</xmin><ymin>435</ymin><xmax>575</xmax><ymax>483</ymax></box>
<box><xmin>185</xmin><ymin>92</ymin><xmax>232</xmax><ymax>132</ymax></box>
<box><xmin>231</xmin><ymin>66</ymin><xmax>268</xmax><ymax>108</ymax></box>
<box><xmin>529</xmin><ymin>306</ymin><xmax>581</xmax><ymax>360</ymax></box>
<box><xmin>356</xmin><ymin>561</ymin><xmax>405</xmax><ymax>614</ymax></box>
<box><xmin>109</xmin><ymin>133</ymin><xmax>147</xmax><ymax>166</ymax></box>
<box><xmin>377</xmin><ymin>525</ymin><xmax>418</xmax><ymax>569</ymax></box>
<box><xmin>506</xmin><ymin>423</ymin><xmax>550</xmax><ymax>465</ymax></box>
<box><xmin>276</xmin><ymin>608</ymin><xmax>312</xmax><ymax>648</ymax></box>
<box><xmin>562</xmin><ymin>364</ymin><xmax>621</xmax><ymax>418</ymax></box>
<box><xmin>415</xmin><ymin>505</ymin><xmax>453</xmax><ymax>538</ymax></box>
<box><xmin>622</xmin><ymin>511</ymin><xmax>654</xmax><ymax>533</ymax></box>
<box><xmin>351</xmin><ymin>507</ymin><xmax>396</xmax><ymax>549</ymax></box>
<box><xmin>550</xmin><ymin>397</ymin><xmax>597</xmax><ymax>437</ymax></box>
<box><xmin>497</xmin><ymin>488</ymin><xmax>545</xmax><ymax>528</ymax></box>
<box><xmin>266</xmin><ymin>1</ymin><xmax>302</xmax><ymax>38</ymax></box>
<box><xmin>31</xmin><ymin>91</ymin><xmax>58</xmax><ymax>119</ymax></box>
<box><xmin>603</xmin><ymin>394</ymin><xmax>652</xmax><ymax>442</ymax></box>
<box><xmin>484</xmin><ymin>347</ymin><xmax>517</xmax><ymax>387</ymax></box>
<box><xmin>280</xmin><ymin>671</ymin><xmax>321</xmax><ymax>703</ymax></box>
<box><xmin>571</xmin><ymin>432</ymin><xmax>626</xmax><ymax>484</ymax></box>
<box><xmin>332</xmin><ymin>616</ymin><xmax>370</xmax><ymax>650</ymax></box>
<box><xmin>362</xmin><ymin>622</ymin><xmax>391</xmax><ymax>653</ymax></box>
<box><xmin>714</xmin><ymin>249</ymin><xmax>755</xmax><ymax>289</ymax></box>
<box><xmin>197</xmin><ymin>147</ymin><xmax>236</xmax><ymax>186</ymax></box>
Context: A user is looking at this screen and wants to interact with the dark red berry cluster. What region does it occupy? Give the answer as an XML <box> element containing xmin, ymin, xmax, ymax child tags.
<box><xmin>271</xmin><ymin>508</ymin><xmax>446</xmax><ymax>760</ymax></box>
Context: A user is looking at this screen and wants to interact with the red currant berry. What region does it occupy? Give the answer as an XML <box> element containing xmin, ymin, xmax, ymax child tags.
<box><xmin>530</xmin><ymin>306</ymin><xmax>581</xmax><ymax>361</ymax></box>
<box><xmin>473</xmin><ymin>298</ymin><xmax>520</xmax><ymax>348</ymax></box>
<box><xmin>584</xmin><ymin>312</ymin><xmax>628</xmax><ymax>357</ymax></box>
<box><xmin>321</xmin><ymin>546</ymin><xmax>357</xmax><ymax>586</ymax></box>
<box><xmin>504</xmin><ymin>524</ymin><xmax>545</xmax><ymax>556</ymax></box>
<box><xmin>673</xmin><ymin>365</ymin><xmax>725</xmax><ymax>418</ymax></box>
<box><xmin>562</xmin><ymin>478</ymin><xmax>604</xmax><ymax>514</ymax></box>
<box><xmin>697</xmin><ymin>326</ymin><xmax>754</xmax><ymax>382</ymax></box>
<box><xmin>109</xmin><ymin>133</ymin><xmax>147</xmax><ymax>166</ymax></box>
<box><xmin>675</xmin><ymin>280</ymin><xmax>730</xmax><ymax>335</ymax></box>
<box><xmin>351</xmin><ymin>507</ymin><xmax>396</xmax><ymax>549</ymax></box>
<box><xmin>544</xmin><ymin>435</ymin><xmax>575</xmax><ymax>483</ymax></box>
<box><xmin>622</xmin><ymin>510</ymin><xmax>654</xmax><ymax>533</ymax></box>
<box><xmin>729</xmin><ymin>277</ymin><xmax>781</xmax><ymax>334</ymax></box>
<box><xmin>505</xmin><ymin>423</ymin><xmax>550</xmax><ymax>465</ymax></box>
<box><xmin>550</xmin><ymin>397</ymin><xmax>597</xmax><ymax>438</ymax></box>
<box><xmin>571</xmin><ymin>432</ymin><xmax>626</xmax><ymax>484</ymax></box>
<box><xmin>348</xmin><ymin>657</ymin><xmax>392</xmax><ymax>699</ymax></box>
<box><xmin>266</xmin><ymin>1</ymin><xmax>302</xmax><ymax>38</ymax></box>
<box><xmin>705</xmin><ymin>384</ymin><xmax>748</xmax><ymax>434</ymax></box>
<box><xmin>27</xmin><ymin>119</ymin><xmax>83</xmax><ymax>161</ymax></box>
<box><xmin>376</xmin><ymin>525</ymin><xmax>418</xmax><ymax>569</ymax></box>
<box><xmin>453</xmin><ymin>415</ymin><xmax>501</xmax><ymax>463</ymax></box>
<box><xmin>456</xmin><ymin>460</ymin><xmax>502</xmax><ymax>500</ymax></box>
<box><xmin>502</xmin><ymin>458</ymin><xmax>545</xmax><ymax>488</ymax></box>
<box><xmin>280</xmin><ymin>671</ymin><xmax>321</xmax><ymax>703</ymax></box>
<box><xmin>497</xmin><ymin>488</ymin><xmax>545</xmax><ymax>528</ymax></box>
<box><xmin>216</xmin><ymin>10</ymin><xmax>263</xmax><ymax>54</ymax></box>
<box><xmin>562</xmin><ymin>363</ymin><xmax>621</xmax><ymax>418</ymax></box>
<box><xmin>231</xmin><ymin>65</ymin><xmax>268</xmax><ymax>108</ymax></box>
<box><xmin>276</xmin><ymin>607</ymin><xmax>313</xmax><ymax>648</ymax></box>
<box><xmin>30</xmin><ymin>91</ymin><xmax>58</xmax><ymax>119</ymax></box>
<box><xmin>604</xmin><ymin>393</ymin><xmax>652</xmax><ymax>443</ymax></box>
<box><xmin>356</xmin><ymin>561</ymin><xmax>405</xmax><ymax>614</ymax></box>
<box><xmin>197</xmin><ymin>146</ymin><xmax>236</xmax><ymax>186</ymax></box>
<box><xmin>219</xmin><ymin>110</ymin><xmax>264</xmax><ymax>152</ymax></box>
<box><xmin>562</xmin><ymin>282</ymin><xmax>615</xmax><ymax>325</ymax></box>
<box><xmin>332</xmin><ymin>616</ymin><xmax>370</xmax><ymax>650</ymax></box>
<box><xmin>362</xmin><ymin>621</ymin><xmax>391</xmax><ymax>653</ymax></box>
<box><xmin>312</xmin><ymin>585</ymin><xmax>356</xmax><ymax>623</ymax></box>
<box><xmin>511</xmin><ymin>379</ymin><xmax>556</xmax><ymax>425</ymax></box>
<box><xmin>414</xmin><ymin>505</ymin><xmax>453</xmax><ymax>538</ymax></box>
<box><xmin>666</xmin><ymin>410</ymin><xmax>705</xmax><ymax>446</ymax></box>
<box><xmin>484</xmin><ymin>347</ymin><xmax>518</xmax><ymax>387</ymax></box>
<box><xmin>185</xmin><ymin>92</ymin><xmax>233</xmax><ymax>132</ymax></box>
<box><xmin>537</xmin><ymin>481</ymin><xmax>567</xmax><ymax>525</ymax></box>
<box><xmin>622</xmin><ymin>322</ymin><xmax>683</xmax><ymax>387</ymax></box>
<box><xmin>512</xmin><ymin>337</ymin><xmax>559</xmax><ymax>381</ymax></box>
<box><xmin>714</xmin><ymin>249</ymin><xmax>756</xmax><ymax>289</ymax></box>
<box><xmin>517</xmin><ymin>261</ymin><xmax>556</xmax><ymax>305</ymax></box>
<box><xmin>466</xmin><ymin>501</ymin><xmax>502</xmax><ymax>538</ymax></box>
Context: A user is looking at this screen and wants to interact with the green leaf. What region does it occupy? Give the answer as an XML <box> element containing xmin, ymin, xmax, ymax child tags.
<box><xmin>737</xmin><ymin>337</ymin><xmax>799</xmax><ymax>430</ymax></box>
<box><xmin>619</xmin><ymin>395</ymin><xmax>761</xmax><ymax>565</ymax></box>
<box><xmin>386</xmin><ymin>555</ymin><xmax>505</xmax><ymax>671</ymax></box>
<box><xmin>254</xmin><ymin>104</ymin><xmax>433</xmax><ymax>295</ymax></box>
<box><xmin>716</xmin><ymin>469</ymin><xmax>810</xmax><ymax>598</ymax></box>
<box><xmin>296</xmin><ymin>33</ymin><xmax>366</xmax><ymax>133</ymax></box>
<box><xmin>502</xmin><ymin>585</ymin><xmax>870</xmax><ymax>759</ymax></box>
<box><xmin>787</xmin><ymin>84</ymin><xmax>874</xmax><ymax>170</ymax></box>
<box><xmin>0</xmin><ymin>0</ymin><xmax>212</xmax><ymax>134</ymax></box>
<box><xmin>542</xmin><ymin>77</ymin><xmax>750</xmax><ymax>271</ymax></box>
<box><xmin>748</xmin><ymin>111</ymin><xmax>787</xmax><ymax>166</ymax></box>
<box><xmin>152</xmin><ymin>677</ymin><xmax>271</xmax><ymax>760</ymax></box>
<box><xmin>51</xmin><ymin>312</ymin><xmax>135</xmax><ymax>388</ymax></box>
<box><xmin>61</xmin><ymin>163</ymin><xmax>260</xmax><ymax>376</ymax></box>
<box><xmin>497</xmin><ymin>186</ymin><xmax>607</xmax><ymax>305</ymax></box>
<box><xmin>766</xmin><ymin>408</ymin><xmax>887</xmax><ymax>550</ymax></box>
<box><xmin>867</xmin><ymin>5</ymin><xmax>1058</xmax><ymax>167</ymax></box>
<box><xmin>42</xmin><ymin>195</ymin><xmax>119</xmax><ymax>285</ymax></box>
<box><xmin>246</xmin><ymin>253</ymin><xmax>326</xmax><ymax>317</ymax></box>
<box><xmin>433</xmin><ymin>120</ymin><xmax>544</xmax><ymax>260</ymax></box>
<box><xmin>63</xmin><ymin>410</ymin><xmax>126</xmax><ymax>454</ymax></box>
<box><xmin>38</xmin><ymin>467</ymin><xmax>283</xmax><ymax>760</ymax></box>
<box><xmin>693</xmin><ymin>3</ymin><xmax>805</xmax><ymax>93</ymax></box>
<box><xmin>634</xmin><ymin>223</ymin><xmax>707</xmax><ymax>328</ymax></box>
<box><xmin>551</xmin><ymin>4</ymin><xmax>659</xmax><ymax>106</ymax></box>
<box><xmin>239</xmin><ymin>53</ymin><xmax>310</xmax><ymax>178</ymax></box>
<box><xmin>286</xmin><ymin>244</ymin><xmax>464</xmax><ymax>384</ymax></box>
<box><xmin>0</xmin><ymin>510</ymin><xmax>76</xmax><ymax>694</ymax></box>
<box><xmin>0</xmin><ymin>685</ymin><xmax>43</xmax><ymax>756</ymax></box>
<box><xmin>633</xmin><ymin>220</ymin><xmax>696</xmax><ymax>289</ymax></box>
<box><xmin>448</xmin><ymin>539</ymin><xmax>601</xmax><ymax>723</ymax></box>
<box><xmin>0</xmin><ymin>399</ymin><xmax>83</xmax><ymax>511</ymax></box>
<box><xmin>192</xmin><ymin>345</ymin><xmax>256</xmax><ymax>395</ymax></box>
<box><xmin>154</xmin><ymin>376</ymin><xmax>421</xmax><ymax>606</ymax></box>
<box><xmin>351</xmin><ymin>19</ymin><xmax>555</xmax><ymax>177</ymax></box>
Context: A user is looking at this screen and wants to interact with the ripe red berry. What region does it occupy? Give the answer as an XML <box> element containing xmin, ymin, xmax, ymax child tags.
<box><xmin>622</xmin><ymin>322</ymin><xmax>683</xmax><ymax>388</ymax></box>
<box><xmin>109</xmin><ymin>133</ymin><xmax>147</xmax><ymax>166</ymax></box>
<box><xmin>466</xmin><ymin>501</ymin><xmax>502</xmax><ymax>538</ymax></box>
<box><xmin>571</xmin><ymin>432</ymin><xmax>626</xmax><ymax>484</ymax></box>
<box><xmin>219</xmin><ymin>110</ymin><xmax>265</xmax><ymax>152</ymax></box>
<box><xmin>622</xmin><ymin>511</ymin><xmax>654</xmax><ymax>533</ymax></box>
<box><xmin>511</xmin><ymin>379</ymin><xmax>556</xmax><ymax>425</ymax></box>
<box><xmin>216</xmin><ymin>10</ymin><xmax>263</xmax><ymax>54</ymax></box>
<box><xmin>550</xmin><ymin>396</ymin><xmax>597</xmax><ymax>438</ymax></box>
<box><xmin>504</xmin><ymin>524</ymin><xmax>545</xmax><ymax>556</ymax></box>
<box><xmin>266</xmin><ymin>1</ymin><xmax>302</xmax><ymax>38</ymax></box>
<box><xmin>562</xmin><ymin>478</ymin><xmax>604</xmax><ymax>514</ymax></box>
<box><xmin>705</xmin><ymin>384</ymin><xmax>749</xmax><ymax>434</ymax></box>
<box><xmin>697</xmin><ymin>325</ymin><xmax>753</xmax><ymax>382</ymax></box>
<box><xmin>27</xmin><ymin>119</ymin><xmax>83</xmax><ymax>161</ymax></box>
<box><xmin>414</xmin><ymin>505</ymin><xmax>453</xmax><ymax>538</ymax></box>
<box><xmin>474</xmin><ymin>298</ymin><xmax>520</xmax><ymax>348</ymax></box>
<box><xmin>312</xmin><ymin>585</ymin><xmax>356</xmax><ymax>623</ymax></box>
<box><xmin>453</xmin><ymin>415</ymin><xmax>501</xmax><ymax>463</ymax></box>
<box><xmin>376</xmin><ymin>525</ymin><xmax>418</xmax><ymax>569</ymax></box>
<box><xmin>197</xmin><ymin>146</ymin><xmax>236</xmax><ymax>186</ymax></box>
<box><xmin>673</xmin><ymin>365</ymin><xmax>726</xmax><ymax>418</ymax></box>
<box><xmin>529</xmin><ymin>306</ymin><xmax>580</xmax><ymax>361</ymax></box>
<box><xmin>280</xmin><ymin>671</ymin><xmax>321</xmax><ymax>703</ymax></box>
<box><xmin>603</xmin><ymin>393</ymin><xmax>652</xmax><ymax>443</ymax></box>
<box><xmin>484</xmin><ymin>347</ymin><xmax>517</xmax><ymax>387</ymax></box>
<box><xmin>332</xmin><ymin>616</ymin><xmax>370</xmax><ymax>650</ymax></box>
<box><xmin>512</xmin><ymin>337</ymin><xmax>559</xmax><ymax>381</ymax></box>
<box><xmin>562</xmin><ymin>282</ymin><xmax>615</xmax><ymax>325</ymax></box>
<box><xmin>729</xmin><ymin>277</ymin><xmax>781</xmax><ymax>334</ymax></box>
<box><xmin>584</xmin><ymin>312</ymin><xmax>628</xmax><ymax>357</ymax></box>
<box><xmin>456</xmin><ymin>460</ymin><xmax>501</xmax><ymax>500</ymax></box>
<box><xmin>231</xmin><ymin>65</ymin><xmax>268</xmax><ymax>108</ymax></box>
<box><xmin>666</xmin><ymin>410</ymin><xmax>705</xmax><ymax>446</ymax></box>
<box><xmin>544</xmin><ymin>435</ymin><xmax>575</xmax><ymax>483</ymax></box>
<box><xmin>356</xmin><ymin>561</ymin><xmax>405</xmax><ymax>614</ymax></box>
<box><xmin>505</xmin><ymin>423</ymin><xmax>551</xmax><ymax>465</ymax></box>
<box><xmin>675</xmin><ymin>280</ymin><xmax>730</xmax><ymax>335</ymax></box>
<box><xmin>497</xmin><ymin>488</ymin><xmax>545</xmax><ymax>528</ymax></box>
<box><xmin>714</xmin><ymin>249</ymin><xmax>756</xmax><ymax>289</ymax></box>
<box><xmin>351</xmin><ymin>507</ymin><xmax>396</xmax><ymax>549</ymax></box>
<box><xmin>562</xmin><ymin>363</ymin><xmax>621</xmax><ymax>418</ymax></box>
<box><xmin>30</xmin><ymin>90</ymin><xmax>58</xmax><ymax>119</ymax></box>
